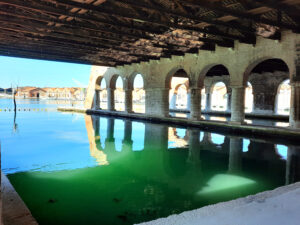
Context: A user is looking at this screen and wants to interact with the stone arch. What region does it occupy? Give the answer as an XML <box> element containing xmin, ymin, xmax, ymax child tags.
<box><xmin>174</xmin><ymin>81</ymin><xmax>189</xmax><ymax>94</ymax></box>
<box><xmin>165</xmin><ymin>66</ymin><xmax>189</xmax><ymax>89</ymax></box>
<box><xmin>210</xmin><ymin>81</ymin><xmax>228</xmax><ymax>111</ymax></box>
<box><xmin>275</xmin><ymin>79</ymin><xmax>291</xmax><ymax>114</ymax></box>
<box><xmin>127</xmin><ymin>72</ymin><xmax>147</xmax><ymax>90</ymax></box>
<box><xmin>109</xmin><ymin>74</ymin><xmax>124</xmax><ymax>89</ymax></box>
<box><xmin>243</xmin><ymin>57</ymin><xmax>290</xmax><ymax>86</ymax></box>
<box><xmin>245</xmin><ymin>58</ymin><xmax>290</xmax><ymax>114</ymax></box>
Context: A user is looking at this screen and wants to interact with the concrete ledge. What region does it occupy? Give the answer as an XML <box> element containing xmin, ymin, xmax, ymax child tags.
<box><xmin>57</xmin><ymin>107</ymin><xmax>300</xmax><ymax>144</ymax></box>
<box><xmin>1</xmin><ymin>172</ymin><xmax>38</xmax><ymax>225</ymax></box>
<box><xmin>170</xmin><ymin>109</ymin><xmax>289</xmax><ymax>121</ymax></box>
<box><xmin>137</xmin><ymin>182</ymin><xmax>300</xmax><ymax>225</ymax></box>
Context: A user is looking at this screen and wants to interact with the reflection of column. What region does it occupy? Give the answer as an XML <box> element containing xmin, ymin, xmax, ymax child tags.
<box><xmin>125</xmin><ymin>89</ymin><xmax>133</xmax><ymax>113</ymax></box>
<box><xmin>202</xmin><ymin>132</ymin><xmax>212</xmax><ymax>144</ymax></box>
<box><xmin>145</xmin><ymin>88</ymin><xmax>169</xmax><ymax>117</ymax></box>
<box><xmin>187</xmin><ymin>129</ymin><xmax>201</xmax><ymax>165</ymax></box>
<box><xmin>228</xmin><ymin>137</ymin><xmax>243</xmax><ymax>173</ymax></box>
<box><xmin>230</xmin><ymin>86</ymin><xmax>245</xmax><ymax>123</ymax></box>
<box><xmin>122</xmin><ymin>120</ymin><xmax>133</xmax><ymax>152</ymax></box>
<box><xmin>205</xmin><ymin>86</ymin><xmax>211</xmax><ymax>112</ymax></box>
<box><xmin>289</xmin><ymin>81</ymin><xmax>300</xmax><ymax>128</ymax></box>
<box><xmin>144</xmin><ymin>123</ymin><xmax>168</xmax><ymax>151</ymax></box>
<box><xmin>190</xmin><ymin>88</ymin><xmax>201</xmax><ymax>120</ymax></box>
<box><xmin>84</xmin><ymin>115</ymin><xmax>108</xmax><ymax>165</ymax></box>
<box><xmin>92</xmin><ymin>115</ymin><xmax>100</xmax><ymax>137</ymax></box>
<box><xmin>107</xmin><ymin>88</ymin><xmax>115</xmax><ymax>111</ymax></box>
<box><xmin>170</xmin><ymin>93</ymin><xmax>177</xmax><ymax>110</ymax></box>
<box><xmin>187</xmin><ymin>92</ymin><xmax>191</xmax><ymax>111</ymax></box>
<box><xmin>94</xmin><ymin>90</ymin><xmax>100</xmax><ymax>109</ymax></box>
<box><xmin>285</xmin><ymin>146</ymin><xmax>300</xmax><ymax>185</ymax></box>
<box><xmin>105</xmin><ymin>118</ymin><xmax>115</xmax><ymax>151</ymax></box>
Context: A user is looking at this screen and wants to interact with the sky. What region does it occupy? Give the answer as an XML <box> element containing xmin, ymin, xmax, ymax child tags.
<box><xmin>0</xmin><ymin>56</ymin><xmax>92</xmax><ymax>88</ymax></box>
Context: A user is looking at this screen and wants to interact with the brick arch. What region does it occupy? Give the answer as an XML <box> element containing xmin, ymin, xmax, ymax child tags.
<box><xmin>174</xmin><ymin>82</ymin><xmax>189</xmax><ymax>94</ymax></box>
<box><xmin>127</xmin><ymin>72</ymin><xmax>146</xmax><ymax>90</ymax></box>
<box><xmin>165</xmin><ymin>66</ymin><xmax>190</xmax><ymax>89</ymax></box>
<box><xmin>243</xmin><ymin>57</ymin><xmax>290</xmax><ymax>86</ymax></box>
<box><xmin>108</xmin><ymin>74</ymin><xmax>124</xmax><ymax>89</ymax></box>
<box><xmin>197</xmin><ymin>63</ymin><xmax>231</xmax><ymax>88</ymax></box>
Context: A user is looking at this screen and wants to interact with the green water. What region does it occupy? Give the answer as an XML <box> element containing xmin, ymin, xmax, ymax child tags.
<box><xmin>1</xmin><ymin>99</ymin><xmax>299</xmax><ymax>225</ymax></box>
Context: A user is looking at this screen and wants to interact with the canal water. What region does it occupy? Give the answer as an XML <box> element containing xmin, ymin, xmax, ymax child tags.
<box><xmin>1</xmin><ymin>99</ymin><xmax>299</xmax><ymax>225</ymax></box>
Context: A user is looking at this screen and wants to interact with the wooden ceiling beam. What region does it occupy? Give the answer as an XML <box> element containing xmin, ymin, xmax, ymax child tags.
<box><xmin>183</xmin><ymin>0</ymin><xmax>300</xmax><ymax>32</ymax></box>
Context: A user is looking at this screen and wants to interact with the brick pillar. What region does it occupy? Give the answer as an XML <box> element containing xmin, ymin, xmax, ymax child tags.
<box><xmin>124</xmin><ymin>88</ymin><xmax>133</xmax><ymax>113</ymax></box>
<box><xmin>205</xmin><ymin>86</ymin><xmax>211</xmax><ymax>112</ymax></box>
<box><xmin>228</xmin><ymin>137</ymin><xmax>243</xmax><ymax>173</ymax></box>
<box><xmin>107</xmin><ymin>88</ymin><xmax>115</xmax><ymax>111</ymax></box>
<box><xmin>289</xmin><ymin>81</ymin><xmax>300</xmax><ymax>128</ymax></box>
<box><xmin>189</xmin><ymin>88</ymin><xmax>202</xmax><ymax>120</ymax></box>
<box><xmin>145</xmin><ymin>88</ymin><xmax>169</xmax><ymax>117</ymax></box>
<box><xmin>230</xmin><ymin>86</ymin><xmax>245</xmax><ymax>123</ymax></box>
<box><xmin>226</xmin><ymin>91</ymin><xmax>232</xmax><ymax>112</ymax></box>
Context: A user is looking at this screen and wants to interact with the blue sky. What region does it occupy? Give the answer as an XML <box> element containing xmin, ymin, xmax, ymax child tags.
<box><xmin>0</xmin><ymin>56</ymin><xmax>92</xmax><ymax>88</ymax></box>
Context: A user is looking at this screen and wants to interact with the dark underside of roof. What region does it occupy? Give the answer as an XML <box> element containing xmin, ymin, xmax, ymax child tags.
<box><xmin>0</xmin><ymin>0</ymin><xmax>299</xmax><ymax>67</ymax></box>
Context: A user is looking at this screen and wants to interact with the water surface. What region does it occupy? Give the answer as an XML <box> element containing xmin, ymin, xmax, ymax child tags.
<box><xmin>1</xmin><ymin>99</ymin><xmax>299</xmax><ymax>225</ymax></box>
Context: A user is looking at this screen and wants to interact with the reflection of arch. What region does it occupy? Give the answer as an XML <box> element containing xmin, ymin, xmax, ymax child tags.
<box><xmin>275</xmin><ymin>144</ymin><xmax>288</xmax><ymax>160</ymax></box>
<box><xmin>211</xmin><ymin>133</ymin><xmax>225</xmax><ymax>145</ymax></box>
<box><xmin>211</xmin><ymin>81</ymin><xmax>227</xmax><ymax>111</ymax></box>
<box><xmin>168</xmin><ymin>127</ymin><xmax>188</xmax><ymax>148</ymax></box>
<box><xmin>276</xmin><ymin>79</ymin><xmax>291</xmax><ymax>115</ymax></box>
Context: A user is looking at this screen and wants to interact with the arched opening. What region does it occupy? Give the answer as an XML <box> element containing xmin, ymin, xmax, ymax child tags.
<box><xmin>167</xmin><ymin>69</ymin><xmax>190</xmax><ymax>117</ymax></box>
<box><xmin>276</xmin><ymin>79</ymin><xmax>291</xmax><ymax>115</ymax></box>
<box><xmin>211</xmin><ymin>82</ymin><xmax>227</xmax><ymax>111</ymax></box>
<box><xmin>201</xmin><ymin>88</ymin><xmax>205</xmax><ymax>110</ymax></box>
<box><xmin>202</xmin><ymin>64</ymin><xmax>230</xmax><ymax>112</ymax></box>
<box><xmin>100</xmin><ymin>79</ymin><xmax>107</xmax><ymax>109</ymax></box>
<box><xmin>132</xmin><ymin>74</ymin><xmax>145</xmax><ymax>113</ymax></box>
<box><xmin>245</xmin><ymin>82</ymin><xmax>253</xmax><ymax>113</ymax></box>
<box><xmin>113</xmin><ymin>76</ymin><xmax>125</xmax><ymax>111</ymax></box>
<box><xmin>246</xmin><ymin>58</ymin><xmax>289</xmax><ymax>114</ymax></box>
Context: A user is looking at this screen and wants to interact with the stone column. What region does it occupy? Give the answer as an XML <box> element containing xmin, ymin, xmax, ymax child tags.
<box><xmin>228</xmin><ymin>137</ymin><xmax>243</xmax><ymax>173</ymax></box>
<box><xmin>189</xmin><ymin>88</ymin><xmax>201</xmax><ymax>120</ymax></box>
<box><xmin>187</xmin><ymin>92</ymin><xmax>191</xmax><ymax>111</ymax></box>
<box><xmin>170</xmin><ymin>93</ymin><xmax>177</xmax><ymax>110</ymax></box>
<box><xmin>122</xmin><ymin>120</ymin><xmax>133</xmax><ymax>152</ymax></box>
<box><xmin>107</xmin><ymin>88</ymin><xmax>115</xmax><ymax>111</ymax></box>
<box><xmin>124</xmin><ymin>88</ymin><xmax>133</xmax><ymax>113</ymax></box>
<box><xmin>230</xmin><ymin>86</ymin><xmax>245</xmax><ymax>123</ymax></box>
<box><xmin>205</xmin><ymin>86</ymin><xmax>211</xmax><ymax>112</ymax></box>
<box><xmin>289</xmin><ymin>81</ymin><xmax>300</xmax><ymax>128</ymax></box>
<box><xmin>226</xmin><ymin>91</ymin><xmax>232</xmax><ymax>113</ymax></box>
<box><xmin>92</xmin><ymin>115</ymin><xmax>100</xmax><ymax>137</ymax></box>
<box><xmin>145</xmin><ymin>88</ymin><xmax>169</xmax><ymax>117</ymax></box>
<box><xmin>94</xmin><ymin>90</ymin><xmax>100</xmax><ymax>110</ymax></box>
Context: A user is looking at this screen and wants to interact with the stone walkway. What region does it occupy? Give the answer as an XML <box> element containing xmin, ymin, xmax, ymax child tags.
<box><xmin>138</xmin><ymin>182</ymin><xmax>300</xmax><ymax>225</ymax></box>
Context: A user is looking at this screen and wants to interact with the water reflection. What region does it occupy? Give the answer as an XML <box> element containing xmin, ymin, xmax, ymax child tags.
<box><xmin>3</xmin><ymin>112</ymin><xmax>300</xmax><ymax>225</ymax></box>
<box><xmin>85</xmin><ymin>115</ymin><xmax>300</xmax><ymax>187</ymax></box>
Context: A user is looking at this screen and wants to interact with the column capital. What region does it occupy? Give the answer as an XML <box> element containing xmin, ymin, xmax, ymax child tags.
<box><xmin>290</xmin><ymin>81</ymin><xmax>300</xmax><ymax>87</ymax></box>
